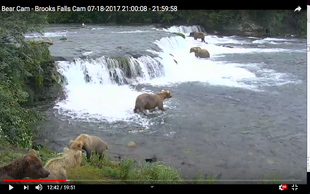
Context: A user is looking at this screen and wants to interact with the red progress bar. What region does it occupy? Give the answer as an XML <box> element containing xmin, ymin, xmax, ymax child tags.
<box><xmin>3</xmin><ymin>179</ymin><xmax>67</xmax><ymax>181</ymax></box>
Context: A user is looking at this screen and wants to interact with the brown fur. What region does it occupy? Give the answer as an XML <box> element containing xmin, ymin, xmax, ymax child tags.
<box><xmin>190</xmin><ymin>47</ymin><xmax>210</xmax><ymax>58</ymax></box>
<box><xmin>0</xmin><ymin>149</ymin><xmax>50</xmax><ymax>184</ymax></box>
<box><xmin>189</xmin><ymin>32</ymin><xmax>207</xmax><ymax>42</ymax></box>
<box><xmin>133</xmin><ymin>90</ymin><xmax>172</xmax><ymax>115</ymax></box>
<box><xmin>40</xmin><ymin>147</ymin><xmax>82</xmax><ymax>184</ymax></box>
<box><xmin>70</xmin><ymin>134</ymin><xmax>108</xmax><ymax>161</ymax></box>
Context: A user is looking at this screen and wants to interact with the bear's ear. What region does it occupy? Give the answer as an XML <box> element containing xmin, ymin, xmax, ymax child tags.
<box><xmin>29</xmin><ymin>149</ymin><xmax>36</xmax><ymax>155</ymax></box>
<box><xmin>77</xmin><ymin>142</ymin><xmax>82</xmax><ymax>149</ymax></box>
<box><xmin>69</xmin><ymin>140</ymin><xmax>73</xmax><ymax>146</ymax></box>
<box><xmin>167</xmin><ymin>90</ymin><xmax>170</xmax><ymax>94</ymax></box>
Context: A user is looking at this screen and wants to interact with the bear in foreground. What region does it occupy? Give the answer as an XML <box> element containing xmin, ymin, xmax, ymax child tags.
<box><xmin>70</xmin><ymin>134</ymin><xmax>108</xmax><ymax>161</ymax></box>
<box><xmin>41</xmin><ymin>147</ymin><xmax>82</xmax><ymax>184</ymax></box>
<box><xmin>190</xmin><ymin>47</ymin><xmax>210</xmax><ymax>58</ymax></box>
<box><xmin>189</xmin><ymin>32</ymin><xmax>207</xmax><ymax>42</ymax></box>
<box><xmin>0</xmin><ymin>149</ymin><xmax>50</xmax><ymax>184</ymax></box>
<box><xmin>134</xmin><ymin>90</ymin><xmax>172</xmax><ymax>115</ymax></box>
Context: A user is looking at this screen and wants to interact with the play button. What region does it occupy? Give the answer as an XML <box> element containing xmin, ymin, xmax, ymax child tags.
<box><xmin>9</xmin><ymin>185</ymin><xmax>14</xmax><ymax>190</ymax></box>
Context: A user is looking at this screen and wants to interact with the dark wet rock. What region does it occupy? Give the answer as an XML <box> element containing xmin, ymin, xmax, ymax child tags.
<box><xmin>145</xmin><ymin>155</ymin><xmax>157</xmax><ymax>163</ymax></box>
<box><xmin>23</xmin><ymin>41</ymin><xmax>64</xmax><ymax>106</ymax></box>
<box><xmin>223</xmin><ymin>45</ymin><xmax>234</xmax><ymax>48</ymax></box>
<box><xmin>51</xmin><ymin>56</ymin><xmax>68</xmax><ymax>61</ymax></box>
<box><xmin>174</xmin><ymin>59</ymin><xmax>178</xmax><ymax>64</ymax></box>
<box><xmin>113</xmin><ymin>155</ymin><xmax>122</xmax><ymax>161</ymax></box>
<box><xmin>59</xmin><ymin>36</ymin><xmax>67</xmax><ymax>41</ymax></box>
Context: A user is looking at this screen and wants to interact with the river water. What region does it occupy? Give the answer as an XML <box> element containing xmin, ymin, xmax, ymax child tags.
<box><xmin>26</xmin><ymin>24</ymin><xmax>306</xmax><ymax>183</ymax></box>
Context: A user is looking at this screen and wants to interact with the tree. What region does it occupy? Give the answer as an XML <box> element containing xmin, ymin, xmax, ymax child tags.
<box><xmin>0</xmin><ymin>12</ymin><xmax>48</xmax><ymax>147</ymax></box>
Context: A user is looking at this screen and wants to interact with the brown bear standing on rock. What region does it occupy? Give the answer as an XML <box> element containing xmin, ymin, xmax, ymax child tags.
<box><xmin>40</xmin><ymin>147</ymin><xmax>82</xmax><ymax>184</ymax></box>
<box><xmin>189</xmin><ymin>32</ymin><xmax>207</xmax><ymax>42</ymax></box>
<box><xmin>0</xmin><ymin>149</ymin><xmax>50</xmax><ymax>184</ymax></box>
<box><xmin>70</xmin><ymin>134</ymin><xmax>108</xmax><ymax>161</ymax></box>
<box><xmin>134</xmin><ymin>90</ymin><xmax>172</xmax><ymax>115</ymax></box>
<box><xmin>190</xmin><ymin>47</ymin><xmax>210</xmax><ymax>58</ymax></box>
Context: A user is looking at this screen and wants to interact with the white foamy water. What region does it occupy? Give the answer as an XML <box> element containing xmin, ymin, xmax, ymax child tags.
<box><xmin>55</xmin><ymin>63</ymin><xmax>138</xmax><ymax>124</ymax></box>
<box><xmin>163</xmin><ymin>25</ymin><xmax>201</xmax><ymax>33</ymax></box>
<box><xmin>25</xmin><ymin>31</ymin><xmax>70</xmax><ymax>38</ymax></box>
<box><xmin>55</xmin><ymin>57</ymin><xmax>167</xmax><ymax>124</ymax></box>
<box><xmin>113</xmin><ymin>30</ymin><xmax>152</xmax><ymax>33</ymax></box>
<box><xmin>54</xmin><ymin>25</ymin><xmax>302</xmax><ymax>123</ymax></box>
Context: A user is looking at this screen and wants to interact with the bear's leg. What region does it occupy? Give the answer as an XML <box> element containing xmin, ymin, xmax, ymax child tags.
<box><xmin>158</xmin><ymin>102</ymin><xmax>165</xmax><ymax>111</ymax></box>
<box><xmin>98</xmin><ymin>153</ymin><xmax>105</xmax><ymax>160</ymax></box>
<box><xmin>58</xmin><ymin>169</ymin><xmax>68</xmax><ymax>182</ymax></box>
<box><xmin>139</xmin><ymin>107</ymin><xmax>147</xmax><ymax>116</ymax></box>
<box><xmin>201</xmin><ymin>38</ymin><xmax>205</xmax><ymax>42</ymax></box>
<box><xmin>86</xmin><ymin>152</ymin><xmax>92</xmax><ymax>161</ymax></box>
<box><xmin>84</xmin><ymin>148</ymin><xmax>92</xmax><ymax>161</ymax></box>
<box><xmin>150</xmin><ymin>108</ymin><xmax>157</xmax><ymax>112</ymax></box>
<box><xmin>194</xmin><ymin>37</ymin><xmax>197</xmax><ymax>40</ymax></box>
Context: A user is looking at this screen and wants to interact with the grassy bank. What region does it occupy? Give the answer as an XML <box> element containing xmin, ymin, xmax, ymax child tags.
<box><xmin>0</xmin><ymin>135</ymin><xmax>217</xmax><ymax>184</ymax></box>
<box><xmin>0</xmin><ymin>132</ymin><xmax>283</xmax><ymax>184</ymax></box>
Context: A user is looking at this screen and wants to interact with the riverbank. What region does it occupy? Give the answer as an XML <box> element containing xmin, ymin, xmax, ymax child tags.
<box><xmin>0</xmin><ymin>134</ymin><xmax>218</xmax><ymax>184</ymax></box>
<box><xmin>0</xmin><ymin>135</ymin><xmax>284</xmax><ymax>184</ymax></box>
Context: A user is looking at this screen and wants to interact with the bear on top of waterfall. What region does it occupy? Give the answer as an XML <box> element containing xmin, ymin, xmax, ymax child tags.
<box><xmin>40</xmin><ymin>147</ymin><xmax>82</xmax><ymax>184</ymax></box>
<box><xmin>0</xmin><ymin>149</ymin><xmax>50</xmax><ymax>184</ymax></box>
<box><xmin>69</xmin><ymin>134</ymin><xmax>108</xmax><ymax>161</ymax></box>
<box><xmin>190</xmin><ymin>47</ymin><xmax>210</xmax><ymax>58</ymax></box>
<box><xmin>189</xmin><ymin>32</ymin><xmax>207</xmax><ymax>42</ymax></box>
<box><xmin>133</xmin><ymin>90</ymin><xmax>172</xmax><ymax>115</ymax></box>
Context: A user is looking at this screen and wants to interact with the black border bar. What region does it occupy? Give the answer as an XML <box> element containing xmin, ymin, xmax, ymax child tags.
<box><xmin>0</xmin><ymin>1</ymin><xmax>307</xmax><ymax>10</ymax></box>
<box><xmin>0</xmin><ymin>184</ymin><xmax>307</xmax><ymax>193</ymax></box>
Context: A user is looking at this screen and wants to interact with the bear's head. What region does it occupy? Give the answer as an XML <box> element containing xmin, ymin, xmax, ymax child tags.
<box><xmin>22</xmin><ymin>149</ymin><xmax>50</xmax><ymax>179</ymax></box>
<box><xmin>63</xmin><ymin>147</ymin><xmax>83</xmax><ymax>165</ymax></box>
<box><xmin>189</xmin><ymin>32</ymin><xmax>197</xmax><ymax>37</ymax></box>
<box><xmin>69</xmin><ymin>140</ymin><xmax>83</xmax><ymax>150</ymax></box>
<box><xmin>157</xmin><ymin>90</ymin><xmax>172</xmax><ymax>99</ymax></box>
<box><xmin>190</xmin><ymin>47</ymin><xmax>201</xmax><ymax>53</ymax></box>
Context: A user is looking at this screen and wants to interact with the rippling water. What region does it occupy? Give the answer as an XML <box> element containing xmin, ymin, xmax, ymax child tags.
<box><xmin>27</xmin><ymin>24</ymin><xmax>306</xmax><ymax>183</ymax></box>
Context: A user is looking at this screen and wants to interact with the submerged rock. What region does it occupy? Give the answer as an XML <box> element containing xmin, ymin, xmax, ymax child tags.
<box><xmin>59</xmin><ymin>36</ymin><xmax>67</xmax><ymax>40</ymax></box>
<box><xmin>128</xmin><ymin>141</ymin><xmax>135</xmax><ymax>147</ymax></box>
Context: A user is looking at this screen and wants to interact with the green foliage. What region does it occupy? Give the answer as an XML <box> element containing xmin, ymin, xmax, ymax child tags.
<box><xmin>46</xmin><ymin>10</ymin><xmax>306</xmax><ymax>37</ymax></box>
<box><xmin>35</xmin><ymin>75</ymin><xmax>44</xmax><ymax>86</ymax></box>
<box><xmin>192</xmin><ymin>174</ymin><xmax>217</xmax><ymax>184</ymax></box>
<box><xmin>295</xmin><ymin>10</ymin><xmax>307</xmax><ymax>36</ymax></box>
<box><xmin>68</xmin><ymin>154</ymin><xmax>183</xmax><ymax>184</ymax></box>
<box><xmin>172</xmin><ymin>32</ymin><xmax>185</xmax><ymax>39</ymax></box>
<box><xmin>0</xmin><ymin>12</ymin><xmax>48</xmax><ymax>148</ymax></box>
